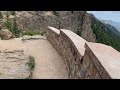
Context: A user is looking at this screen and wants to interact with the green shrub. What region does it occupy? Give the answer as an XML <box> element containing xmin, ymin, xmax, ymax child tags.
<box><xmin>27</xmin><ymin>56</ymin><xmax>35</xmax><ymax>71</ymax></box>
<box><xmin>22</xmin><ymin>31</ymin><xmax>43</xmax><ymax>36</ymax></box>
<box><xmin>26</xmin><ymin>56</ymin><xmax>35</xmax><ymax>79</ymax></box>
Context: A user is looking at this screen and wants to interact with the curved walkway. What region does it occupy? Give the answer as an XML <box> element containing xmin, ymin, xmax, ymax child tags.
<box><xmin>0</xmin><ymin>36</ymin><xmax>68</xmax><ymax>79</ymax></box>
<box><xmin>24</xmin><ymin>38</ymin><xmax>68</xmax><ymax>79</ymax></box>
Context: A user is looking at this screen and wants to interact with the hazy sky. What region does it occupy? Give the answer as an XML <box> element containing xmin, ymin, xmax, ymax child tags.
<box><xmin>87</xmin><ymin>11</ymin><xmax>120</xmax><ymax>22</ymax></box>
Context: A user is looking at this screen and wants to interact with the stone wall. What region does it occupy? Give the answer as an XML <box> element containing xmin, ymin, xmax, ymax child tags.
<box><xmin>84</xmin><ymin>42</ymin><xmax>120</xmax><ymax>79</ymax></box>
<box><xmin>47</xmin><ymin>26</ymin><xmax>87</xmax><ymax>78</ymax></box>
<box><xmin>46</xmin><ymin>26</ymin><xmax>120</xmax><ymax>79</ymax></box>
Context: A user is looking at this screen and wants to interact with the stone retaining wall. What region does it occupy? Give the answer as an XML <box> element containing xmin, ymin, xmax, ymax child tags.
<box><xmin>47</xmin><ymin>26</ymin><xmax>120</xmax><ymax>79</ymax></box>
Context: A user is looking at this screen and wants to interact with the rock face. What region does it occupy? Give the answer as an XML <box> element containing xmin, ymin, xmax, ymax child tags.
<box><xmin>0</xmin><ymin>11</ymin><xmax>96</xmax><ymax>42</ymax></box>
<box><xmin>14</xmin><ymin>11</ymin><xmax>96</xmax><ymax>42</ymax></box>
<box><xmin>0</xmin><ymin>29</ymin><xmax>13</xmax><ymax>40</ymax></box>
<box><xmin>80</xmin><ymin>12</ymin><xmax>96</xmax><ymax>42</ymax></box>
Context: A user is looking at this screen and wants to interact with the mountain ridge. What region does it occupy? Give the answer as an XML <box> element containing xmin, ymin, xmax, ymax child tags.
<box><xmin>100</xmin><ymin>19</ymin><xmax>120</xmax><ymax>32</ymax></box>
<box><xmin>90</xmin><ymin>14</ymin><xmax>120</xmax><ymax>52</ymax></box>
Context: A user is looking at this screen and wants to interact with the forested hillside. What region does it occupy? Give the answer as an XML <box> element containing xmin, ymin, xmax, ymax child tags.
<box><xmin>91</xmin><ymin>18</ymin><xmax>120</xmax><ymax>52</ymax></box>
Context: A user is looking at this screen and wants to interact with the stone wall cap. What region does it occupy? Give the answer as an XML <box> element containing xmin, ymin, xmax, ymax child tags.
<box><xmin>60</xmin><ymin>29</ymin><xmax>87</xmax><ymax>56</ymax></box>
<box><xmin>85</xmin><ymin>42</ymin><xmax>120</xmax><ymax>79</ymax></box>
<box><xmin>48</xmin><ymin>26</ymin><xmax>60</xmax><ymax>35</ymax></box>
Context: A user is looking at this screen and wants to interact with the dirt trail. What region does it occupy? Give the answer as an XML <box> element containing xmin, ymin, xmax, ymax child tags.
<box><xmin>24</xmin><ymin>39</ymin><xmax>68</xmax><ymax>79</ymax></box>
<box><xmin>0</xmin><ymin>37</ymin><xmax>68</xmax><ymax>79</ymax></box>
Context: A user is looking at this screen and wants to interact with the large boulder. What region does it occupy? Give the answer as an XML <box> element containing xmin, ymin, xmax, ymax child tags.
<box><xmin>0</xmin><ymin>29</ymin><xmax>13</xmax><ymax>40</ymax></box>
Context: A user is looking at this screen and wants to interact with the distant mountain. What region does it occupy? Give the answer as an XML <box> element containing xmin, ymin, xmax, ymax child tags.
<box><xmin>103</xmin><ymin>23</ymin><xmax>120</xmax><ymax>38</ymax></box>
<box><xmin>100</xmin><ymin>20</ymin><xmax>120</xmax><ymax>32</ymax></box>
<box><xmin>90</xmin><ymin>15</ymin><xmax>120</xmax><ymax>52</ymax></box>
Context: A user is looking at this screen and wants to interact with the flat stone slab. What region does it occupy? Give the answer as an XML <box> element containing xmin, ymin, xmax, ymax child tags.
<box><xmin>61</xmin><ymin>29</ymin><xmax>87</xmax><ymax>57</ymax></box>
<box><xmin>22</xmin><ymin>35</ymin><xmax>47</xmax><ymax>41</ymax></box>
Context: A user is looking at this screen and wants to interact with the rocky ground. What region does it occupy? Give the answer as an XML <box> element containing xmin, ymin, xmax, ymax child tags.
<box><xmin>0</xmin><ymin>49</ymin><xmax>30</xmax><ymax>79</ymax></box>
<box><xmin>0</xmin><ymin>38</ymin><xmax>30</xmax><ymax>79</ymax></box>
